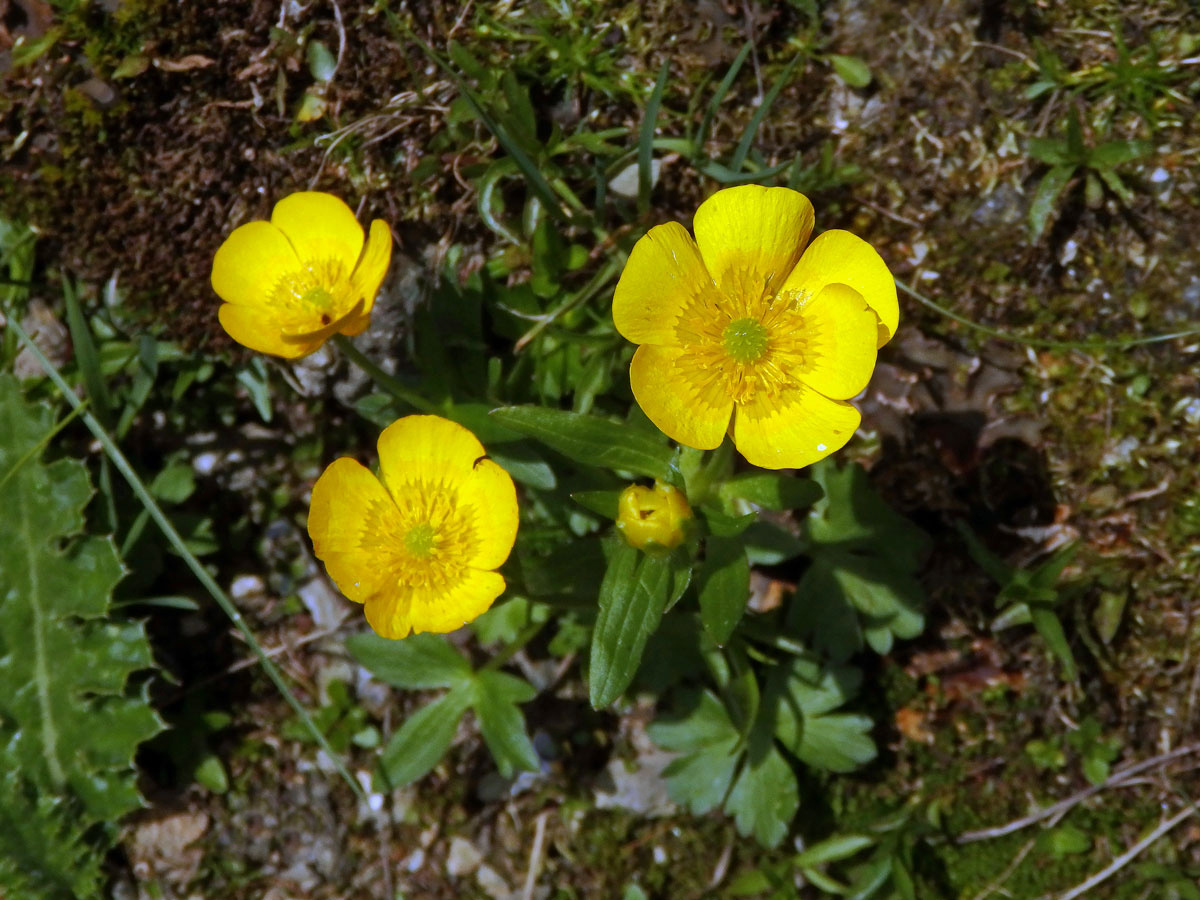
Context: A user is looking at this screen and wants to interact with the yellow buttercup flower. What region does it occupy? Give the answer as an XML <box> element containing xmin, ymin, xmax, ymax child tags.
<box><xmin>307</xmin><ymin>416</ymin><xmax>519</xmax><ymax>639</ymax></box>
<box><xmin>612</xmin><ymin>185</ymin><xmax>897</xmax><ymax>470</ymax></box>
<box><xmin>616</xmin><ymin>480</ymin><xmax>692</xmax><ymax>551</ymax></box>
<box><xmin>211</xmin><ymin>191</ymin><xmax>392</xmax><ymax>359</ymax></box>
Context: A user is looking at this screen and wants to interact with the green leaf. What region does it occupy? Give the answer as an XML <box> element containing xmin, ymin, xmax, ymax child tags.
<box><xmin>572</xmin><ymin>489</ymin><xmax>621</xmax><ymax>520</ymax></box>
<box><xmin>806</xmin><ymin>461</ymin><xmax>929</xmax><ymax>571</ymax></box>
<box><xmin>719</xmin><ymin>472</ymin><xmax>823</xmax><ymax>511</ymax></box>
<box><xmin>377</xmin><ymin>686</ymin><xmax>473</xmax><ymax>788</ymax></box>
<box><xmin>638</xmin><ymin>61</ymin><xmax>670</xmax><ymax>214</ymax></box>
<box><xmin>1039</xmin><ymin>824</ymin><xmax>1092</xmax><ymax>858</ymax></box>
<box><xmin>490</xmin><ymin>406</ymin><xmax>677</xmax><ymax>482</ymax></box>
<box><xmin>306</xmin><ymin>39</ymin><xmax>337</xmax><ymax>83</ymax></box>
<box><xmin>724</xmin><ymin>740</ymin><xmax>800</xmax><ymax>848</ymax></box>
<box><xmin>742</xmin><ymin>521</ymin><xmax>804</xmax><ymax>565</ymax></box>
<box><xmin>1029</xmin><ymin>606</ymin><xmax>1077</xmax><ymax>680</ymax></box>
<box><xmin>794</xmin><ymin>713</ymin><xmax>877</xmax><ymax>772</ymax></box>
<box><xmin>1094</xmin><ymin>590</ymin><xmax>1127</xmax><ymax>645</ymax></box>
<box><xmin>649</xmin><ymin>690</ymin><xmax>742</xmax><ymax>815</ymax></box>
<box><xmin>0</xmin><ymin>374</ymin><xmax>162</xmax><ymax>887</ymax></box>
<box><xmin>1027</xmin><ymin>137</ymin><xmax>1072</xmax><ymax>166</ymax></box>
<box><xmin>193</xmin><ymin>754</ymin><xmax>230</xmax><ymax>794</ymax></box>
<box><xmin>794</xmin><ymin>834</ymin><xmax>875</xmax><ymax>868</ymax></box>
<box><xmin>9</xmin><ymin>27</ymin><xmax>62</xmax><ymax>70</ymax></box>
<box><xmin>1089</xmin><ymin>139</ymin><xmax>1152</xmax><ymax>169</ymax></box>
<box><xmin>347</xmin><ymin>631</ymin><xmax>472</xmax><ymax>689</ymax></box>
<box><xmin>471</xmin><ymin>596</ymin><xmax>548</xmax><ymax>646</ymax></box>
<box><xmin>766</xmin><ymin>656</ymin><xmax>876</xmax><ymax>772</ymax></box>
<box><xmin>150</xmin><ymin>462</ymin><xmax>196</xmax><ymax>504</ymax></box>
<box><xmin>697</xmin><ymin>536</ymin><xmax>750</xmax><ymax>644</ymax></box>
<box><xmin>62</xmin><ymin>278</ymin><xmax>111</xmax><ymax>427</ymax></box>
<box><xmin>793</xmin><ymin>552</ymin><xmax>923</xmax><ymax>660</ymax></box>
<box><xmin>1029</xmin><ymin>164</ymin><xmax>1076</xmax><ymax>240</ymax></box>
<box><xmin>701</xmin><ymin>505</ymin><xmax>756</xmax><ymax>538</ymax></box>
<box><xmin>589</xmin><ymin>543</ymin><xmax>673</xmax><ymax>707</ymax></box>
<box><xmin>847</xmin><ymin>855</ymin><xmax>892</xmax><ymax>900</ymax></box>
<box><xmin>472</xmin><ymin>670</ymin><xmax>539</xmax><ymax>777</ymax></box>
<box><xmin>829</xmin><ymin>54</ymin><xmax>873</xmax><ymax>88</ymax></box>
<box><xmin>1095</xmin><ymin>166</ymin><xmax>1132</xmax><ymax>205</ymax></box>
<box><xmin>235</xmin><ymin>357</ymin><xmax>273</xmax><ymax>422</ymax></box>
<box><xmin>730</xmin><ymin>52</ymin><xmax>804</xmax><ymax>171</ymax></box>
<box><xmin>0</xmin><ymin>768</ymin><xmax>103</xmax><ymax>899</ymax></box>
<box><xmin>696</xmin><ymin>41</ymin><xmax>752</xmax><ymax>157</ymax></box>
<box><xmin>489</xmin><ymin>443</ymin><xmax>557</xmax><ymax>490</ymax></box>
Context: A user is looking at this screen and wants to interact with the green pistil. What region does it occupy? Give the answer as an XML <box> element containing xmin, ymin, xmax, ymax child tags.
<box><xmin>723</xmin><ymin>317</ymin><xmax>769</xmax><ymax>363</ymax></box>
<box><xmin>303</xmin><ymin>286</ymin><xmax>335</xmax><ymax>308</ymax></box>
<box><xmin>404</xmin><ymin>523</ymin><xmax>436</xmax><ymax>557</ymax></box>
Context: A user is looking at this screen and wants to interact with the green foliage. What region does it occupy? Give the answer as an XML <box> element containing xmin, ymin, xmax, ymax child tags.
<box><xmin>491</xmin><ymin>406</ymin><xmax>678</xmax><ymax>483</ymax></box>
<box><xmin>590</xmin><ymin>542</ymin><xmax>676</xmax><ymax>707</ymax></box>
<box><xmin>0</xmin><ymin>769</ymin><xmax>103</xmax><ymax>900</ymax></box>
<box><xmin>0</xmin><ymin>374</ymin><xmax>162</xmax><ymax>898</ymax></box>
<box><xmin>959</xmin><ymin>524</ymin><xmax>1079</xmax><ymax>679</ymax></box>
<box><xmin>1065</xmin><ymin>717</ymin><xmax>1121</xmax><ymax>786</ymax></box>
<box><xmin>649</xmin><ymin>646</ymin><xmax>878</xmax><ymax>849</ymax></box>
<box><xmin>791</xmin><ymin>461</ymin><xmax>928</xmax><ymax>661</ymax></box>
<box><xmin>1025</xmin><ymin>29</ymin><xmax>1194</xmax><ymax>131</ymax></box>
<box><xmin>281</xmin><ymin>679</ymin><xmax>381</xmax><ymax>754</ymax></box>
<box><xmin>1026</xmin><ymin>107</ymin><xmax>1152</xmax><ymax>239</ymax></box>
<box><xmin>347</xmin><ymin>632</ymin><xmax>541</xmax><ymax>787</ymax></box>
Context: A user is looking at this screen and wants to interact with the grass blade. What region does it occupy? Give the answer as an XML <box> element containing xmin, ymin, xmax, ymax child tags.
<box><xmin>696</xmin><ymin>41</ymin><xmax>752</xmax><ymax>160</ymax></box>
<box><xmin>638</xmin><ymin>61</ymin><xmax>671</xmax><ymax>215</ymax></box>
<box><xmin>391</xmin><ymin>15</ymin><xmax>571</xmax><ymax>226</ymax></box>
<box><xmin>7</xmin><ymin>315</ymin><xmax>368</xmax><ymax>805</ymax></box>
<box><xmin>730</xmin><ymin>52</ymin><xmax>805</xmax><ymax>173</ymax></box>
<box><xmin>62</xmin><ymin>274</ymin><xmax>111</xmax><ymax>427</ymax></box>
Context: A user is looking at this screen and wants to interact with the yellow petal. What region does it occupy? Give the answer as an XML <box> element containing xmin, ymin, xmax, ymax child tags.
<box><xmin>351</xmin><ymin>219</ymin><xmax>393</xmax><ymax>317</ymax></box>
<box><xmin>211</xmin><ymin>220</ymin><xmax>298</xmax><ymax>308</ymax></box>
<box><xmin>338</xmin><ymin>311</ymin><xmax>372</xmax><ymax>337</ymax></box>
<box><xmin>781</xmin><ymin>229</ymin><xmax>898</xmax><ymax>348</ymax></box>
<box><xmin>792</xmin><ymin>283</ymin><xmax>878</xmax><ymax>400</ymax></box>
<box><xmin>630</xmin><ymin>344</ymin><xmax>733</xmax><ymax>450</ymax></box>
<box><xmin>363</xmin><ymin>591</ymin><xmax>412</xmax><ymax>639</ymax></box>
<box><xmin>218</xmin><ymin>302</ymin><xmax>317</xmax><ymax>359</ymax></box>
<box><xmin>376</xmin><ymin>415</ymin><xmax>488</xmax><ymax>499</ymax></box>
<box><xmin>280</xmin><ymin>299</ymin><xmax>364</xmax><ymax>345</ymax></box>
<box><xmin>732</xmin><ymin>383</ymin><xmax>861</xmax><ymax>470</ymax></box>
<box><xmin>693</xmin><ymin>185</ymin><xmax>814</xmax><ymax>299</ymax></box>
<box><xmin>367</xmin><ymin>569</ymin><xmax>506</xmax><ymax>637</ymax></box>
<box><xmin>459</xmin><ymin>458</ymin><xmax>519</xmax><ymax>570</ymax></box>
<box><xmin>612</xmin><ymin>221</ymin><xmax>713</xmax><ymax>346</ymax></box>
<box><xmin>271</xmin><ymin>192</ymin><xmax>364</xmax><ymax>272</ymax></box>
<box><xmin>308</xmin><ymin>458</ymin><xmax>403</xmax><ymax>605</ymax></box>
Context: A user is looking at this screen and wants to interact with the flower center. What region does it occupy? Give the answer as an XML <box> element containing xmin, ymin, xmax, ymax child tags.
<box><xmin>404</xmin><ymin>522</ymin><xmax>437</xmax><ymax>557</ymax></box>
<box><xmin>722</xmin><ymin>317</ymin><xmax>769</xmax><ymax>364</ymax></box>
<box><xmin>303</xmin><ymin>286</ymin><xmax>334</xmax><ymax>307</ymax></box>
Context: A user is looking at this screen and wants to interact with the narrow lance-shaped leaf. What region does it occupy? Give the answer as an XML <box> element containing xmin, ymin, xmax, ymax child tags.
<box><xmin>697</xmin><ymin>535</ymin><xmax>750</xmax><ymax>644</ymax></box>
<box><xmin>490</xmin><ymin>406</ymin><xmax>678</xmax><ymax>482</ymax></box>
<box><xmin>589</xmin><ymin>542</ymin><xmax>672</xmax><ymax>707</ymax></box>
<box><xmin>376</xmin><ymin>685</ymin><xmax>473</xmax><ymax>789</ymax></box>
<box><xmin>348</xmin><ymin>631</ymin><xmax>473</xmax><ymax>690</ymax></box>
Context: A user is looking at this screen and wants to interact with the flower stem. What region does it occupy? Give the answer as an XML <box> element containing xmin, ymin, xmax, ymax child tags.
<box><xmin>332</xmin><ymin>334</ymin><xmax>439</xmax><ymax>413</ymax></box>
